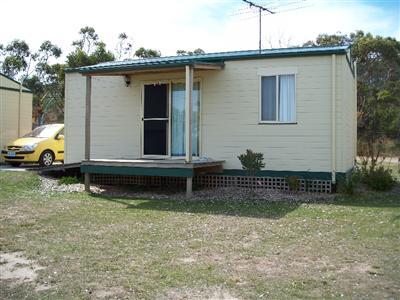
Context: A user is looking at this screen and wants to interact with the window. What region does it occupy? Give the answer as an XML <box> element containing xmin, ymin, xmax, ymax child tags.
<box><xmin>261</xmin><ymin>74</ymin><xmax>295</xmax><ymax>123</ymax></box>
<box><xmin>24</xmin><ymin>124</ymin><xmax>64</xmax><ymax>138</ymax></box>
<box><xmin>171</xmin><ymin>82</ymin><xmax>200</xmax><ymax>156</ymax></box>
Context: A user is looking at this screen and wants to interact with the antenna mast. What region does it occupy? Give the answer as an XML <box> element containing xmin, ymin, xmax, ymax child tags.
<box><xmin>242</xmin><ymin>0</ymin><xmax>275</xmax><ymax>52</ymax></box>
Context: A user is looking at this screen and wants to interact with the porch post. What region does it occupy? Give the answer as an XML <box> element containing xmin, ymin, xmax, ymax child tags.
<box><xmin>185</xmin><ymin>65</ymin><xmax>193</xmax><ymax>163</ymax></box>
<box><xmin>186</xmin><ymin>177</ymin><xmax>193</xmax><ymax>199</ymax></box>
<box><xmin>185</xmin><ymin>65</ymin><xmax>193</xmax><ymax>198</ymax></box>
<box><xmin>84</xmin><ymin>75</ymin><xmax>92</xmax><ymax>192</ymax></box>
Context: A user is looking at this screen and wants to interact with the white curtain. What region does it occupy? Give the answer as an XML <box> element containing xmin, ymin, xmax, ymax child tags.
<box><xmin>192</xmin><ymin>84</ymin><xmax>200</xmax><ymax>156</ymax></box>
<box><xmin>171</xmin><ymin>83</ymin><xmax>199</xmax><ymax>156</ymax></box>
<box><xmin>171</xmin><ymin>84</ymin><xmax>185</xmax><ymax>156</ymax></box>
<box><xmin>279</xmin><ymin>75</ymin><xmax>295</xmax><ymax>122</ymax></box>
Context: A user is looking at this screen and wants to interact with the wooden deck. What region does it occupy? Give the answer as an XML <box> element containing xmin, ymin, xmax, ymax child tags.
<box><xmin>81</xmin><ymin>158</ymin><xmax>224</xmax><ymax>177</ymax></box>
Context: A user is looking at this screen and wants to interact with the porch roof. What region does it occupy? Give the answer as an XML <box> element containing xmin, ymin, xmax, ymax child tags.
<box><xmin>65</xmin><ymin>45</ymin><xmax>349</xmax><ymax>76</ymax></box>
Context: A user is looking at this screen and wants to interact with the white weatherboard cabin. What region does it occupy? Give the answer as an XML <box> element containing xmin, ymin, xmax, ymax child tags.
<box><xmin>64</xmin><ymin>45</ymin><xmax>357</xmax><ymax>195</ymax></box>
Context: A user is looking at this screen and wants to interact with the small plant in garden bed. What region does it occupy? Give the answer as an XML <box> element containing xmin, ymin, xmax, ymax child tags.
<box><xmin>59</xmin><ymin>176</ymin><xmax>80</xmax><ymax>185</ymax></box>
<box><xmin>238</xmin><ymin>149</ymin><xmax>265</xmax><ymax>176</ymax></box>
<box><xmin>338</xmin><ymin>173</ymin><xmax>360</xmax><ymax>195</ymax></box>
<box><xmin>286</xmin><ymin>175</ymin><xmax>301</xmax><ymax>192</ymax></box>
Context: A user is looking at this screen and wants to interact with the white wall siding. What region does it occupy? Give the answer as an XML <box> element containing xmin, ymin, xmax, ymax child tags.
<box><xmin>64</xmin><ymin>73</ymin><xmax>85</xmax><ymax>164</ymax></box>
<box><xmin>65</xmin><ymin>54</ymin><xmax>356</xmax><ymax>174</ymax></box>
<box><xmin>201</xmin><ymin>56</ymin><xmax>333</xmax><ymax>171</ymax></box>
<box><xmin>90</xmin><ymin>76</ymin><xmax>140</xmax><ymax>159</ymax></box>
<box><xmin>337</xmin><ymin>55</ymin><xmax>357</xmax><ymax>172</ymax></box>
<box><xmin>65</xmin><ymin>73</ymin><xmax>139</xmax><ymax>163</ymax></box>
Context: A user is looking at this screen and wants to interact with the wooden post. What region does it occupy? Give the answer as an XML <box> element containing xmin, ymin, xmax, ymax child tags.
<box><xmin>84</xmin><ymin>76</ymin><xmax>92</xmax><ymax>192</ymax></box>
<box><xmin>185</xmin><ymin>65</ymin><xmax>193</xmax><ymax>163</ymax></box>
<box><xmin>186</xmin><ymin>177</ymin><xmax>193</xmax><ymax>199</ymax></box>
<box><xmin>185</xmin><ymin>65</ymin><xmax>193</xmax><ymax>198</ymax></box>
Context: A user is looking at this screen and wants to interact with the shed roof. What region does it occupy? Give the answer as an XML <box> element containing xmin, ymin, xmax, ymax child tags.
<box><xmin>0</xmin><ymin>72</ymin><xmax>32</xmax><ymax>93</ymax></box>
<box><xmin>67</xmin><ymin>45</ymin><xmax>350</xmax><ymax>75</ymax></box>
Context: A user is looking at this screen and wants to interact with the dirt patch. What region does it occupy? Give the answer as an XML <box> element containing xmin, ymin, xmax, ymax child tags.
<box><xmin>160</xmin><ymin>286</ymin><xmax>240</xmax><ymax>300</ymax></box>
<box><xmin>0</xmin><ymin>251</ymin><xmax>44</xmax><ymax>285</ymax></box>
<box><xmin>337</xmin><ymin>262</ymin><xmax>382</xmax><ymax>276</ymax></box>
<box><xmin>93</xmin><ymin>286</ymin><xmax>126</xmax><ymax>299</ymax></box>
<box><xmin>234</xmin><ymin>256</ymin><xmax>287</xmax><ymax>277</ymax></box>
<box><xmin>178</xmin><ymin>257</ymin><xmax>197</xmax><ymax>264</ymax></box>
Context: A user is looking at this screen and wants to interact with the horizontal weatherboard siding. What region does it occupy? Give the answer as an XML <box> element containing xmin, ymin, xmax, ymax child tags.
<box><xmin>65</xmin><ymin>50</ymin><xmax>356</xmax><ymax>176</ymax></box>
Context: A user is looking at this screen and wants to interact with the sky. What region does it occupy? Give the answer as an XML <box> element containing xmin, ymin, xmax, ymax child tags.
<box><xmin>1</xmin><ymin>0</ymin><xmax>399</xmax><ymax>60</ymax></box>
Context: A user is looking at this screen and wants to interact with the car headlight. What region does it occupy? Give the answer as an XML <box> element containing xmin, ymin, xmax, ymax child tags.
<box><xmin>21</xmin><ymin>143</ymin><xmax>38</xmax><ymax>152</ymax></box>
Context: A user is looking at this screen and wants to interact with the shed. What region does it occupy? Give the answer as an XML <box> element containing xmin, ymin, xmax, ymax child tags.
<box><xmin>0</xmin><ymin>73</ymin><xmax>33</xmax><ymax>161</ymax></box>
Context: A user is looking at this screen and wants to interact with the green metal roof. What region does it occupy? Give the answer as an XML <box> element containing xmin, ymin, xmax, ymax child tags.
<box><xmin>67</xmin><ymin>45</ymin><xmax>350</xmax><ymax>75</ymax></box>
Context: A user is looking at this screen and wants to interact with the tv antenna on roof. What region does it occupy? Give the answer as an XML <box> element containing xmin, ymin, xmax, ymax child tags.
<box><xmin>242</xmin><ymin>0</ymin><xmax>275</xmax><ymax>53</ymax></box>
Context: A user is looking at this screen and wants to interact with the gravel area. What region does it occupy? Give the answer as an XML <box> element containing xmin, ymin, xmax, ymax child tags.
<box><xmin>39</xmin><ymin>176</ymin><xmax>104</xmax><ymax>194</ymax></box>
<box><xmin>39</xmin><ymin>176</ymin><xmax>334</xmax><ymax>202</ymax></box>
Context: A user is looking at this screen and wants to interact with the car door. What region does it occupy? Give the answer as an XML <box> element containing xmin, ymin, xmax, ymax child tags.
<box><xmin>54</xmin><ymin>128</ymin><xmax>64</xmax><ymax>161</ymax></box>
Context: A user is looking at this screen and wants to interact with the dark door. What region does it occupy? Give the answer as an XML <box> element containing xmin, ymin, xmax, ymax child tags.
<box><xmin>143</xmin><ymin>84</ymin><xmax>168</xmax><ymax>156</ymax></box>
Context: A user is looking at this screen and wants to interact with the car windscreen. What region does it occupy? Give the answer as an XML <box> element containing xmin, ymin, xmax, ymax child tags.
<box><xmin>23</xmin><ymin>125</ymin><xmax>62</xmax><ymax>138</ymax></box>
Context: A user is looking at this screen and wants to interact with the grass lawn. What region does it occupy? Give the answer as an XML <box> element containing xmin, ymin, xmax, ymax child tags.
<box><xmin>0</xmin><ymin>171</ymin><xmax>399</xmax><ymax>299</ymax></box>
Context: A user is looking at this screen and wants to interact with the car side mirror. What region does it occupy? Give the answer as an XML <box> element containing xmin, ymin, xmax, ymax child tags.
<box><xmin>57</xmin><ymin>134</ymin><xmax>64</xmax><ymax>140</ymax></box>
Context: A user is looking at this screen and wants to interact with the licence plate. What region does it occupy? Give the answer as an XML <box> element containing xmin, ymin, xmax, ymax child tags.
<box><xmin>7</xmin><ymin>151</ymin><xmax>16</xmax><ymax>157</ymax></box>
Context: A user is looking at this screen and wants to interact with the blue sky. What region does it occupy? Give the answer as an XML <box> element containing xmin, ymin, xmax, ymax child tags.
<box><xmin>0</xmin><ymin>0</ymin><xmax>398</xmax><ymax>59</ymax></box>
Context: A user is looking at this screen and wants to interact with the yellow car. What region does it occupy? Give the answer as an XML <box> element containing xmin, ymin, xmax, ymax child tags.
<box><xmin>1</xmin><ymin>124</ymin><xmax>64</xmax><ymax>167</ymax></box>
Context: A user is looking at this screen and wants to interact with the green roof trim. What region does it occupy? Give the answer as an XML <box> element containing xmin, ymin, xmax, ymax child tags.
<box><xmin>65</xmin><ymin>45</ymin><xmax>350</xmax><ymax>75</ymax></box>
<box><xmin>81</xmin><ymin>165</ymin><xmax>194</xmax><ymax>177</ymax></box>
<box><xmin>81</xmin><ymin>165</ymin><xmax>353</xmax><ymax>181</ymax></box>
<box><xmin>0</xmin><ymin>72</ymin><xmax>32</xmax><ymax>92</ymax></box>
<box><xmin>0</xmin><ymin>86</ymin><xmax>33</xmax><ymax>94</ymax></box>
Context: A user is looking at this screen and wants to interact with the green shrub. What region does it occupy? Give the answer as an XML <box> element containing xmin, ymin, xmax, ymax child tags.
<box><xmin>238</xmin><ymin>149</ymin><xmax>265</xmax><ymax>176</ymax></box>
<box><xmin>362</xmin><ymin>165</ymin><xmax>396</xmax><ymax>191</ymax></box>
<box><xmin>59</xmin><ymin>176</ymin><xmax>80</xmax><ymax>185</ymax></box>
<box><xmin>286</xmin><ymin>176</ymin><xmax>300</xmax><ymax>191</ymax></box>
<box><xmin>338</xmin><ymin>173</ymin><xmax>359</xmax><ymax>195</ymax></box>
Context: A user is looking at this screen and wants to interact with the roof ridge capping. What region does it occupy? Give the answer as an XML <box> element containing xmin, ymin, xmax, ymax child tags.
<box><xmin>66</xmin><ymin>45</ymin><xmax>350</xmax><ymax>74</ymax></box>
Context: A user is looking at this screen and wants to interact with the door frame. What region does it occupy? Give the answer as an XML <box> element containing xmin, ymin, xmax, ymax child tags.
<box><xmin>141</xmin><ymin>82</ymin><xmax>170</xmax><ymax>159</ymax></box>
<box><xmin>140</xmin><ymin>79</ymin><xmax>202</xmax><ymax>159</ymax></box>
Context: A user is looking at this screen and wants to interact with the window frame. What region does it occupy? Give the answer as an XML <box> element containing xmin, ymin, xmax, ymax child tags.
<box><xmin>140</xmin><ymin>79</ymin><xmax>202</xmax><ymax>159</ymax></box>
<box><xmin>259</xmin><ymin>71</ymin><xmax>297</xmax><ymax>124</ymax></box>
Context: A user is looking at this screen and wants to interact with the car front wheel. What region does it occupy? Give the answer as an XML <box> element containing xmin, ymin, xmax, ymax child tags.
<box><xmin>39</xmin><ymin>150</ymin><xmax>54</xmax><ymax>167</ymax></box>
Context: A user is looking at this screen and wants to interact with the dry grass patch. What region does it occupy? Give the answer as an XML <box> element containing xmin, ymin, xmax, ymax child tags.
<box><xmin>0</xmin><ymin>171</ymin><xmax>399</xmax><ymax>299</ymax></box>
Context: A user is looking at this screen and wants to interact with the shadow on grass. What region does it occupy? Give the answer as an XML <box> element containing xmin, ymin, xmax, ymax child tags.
<box><xmin>88</xmin><ymin>184</ymin><xmax>400</xmax><ymax>219</ymax></box>
<box><xmin>329</xmin><ymin>190</ymin><xmax>400</xmax><ymax>209</ymax></box>
<box><xmin>90</xmin><ymin>193</ymin><xmax>300</xmax><ymax>219</ymax></box>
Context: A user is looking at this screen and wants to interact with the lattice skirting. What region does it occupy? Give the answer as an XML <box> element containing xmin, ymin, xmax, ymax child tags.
<box><xmin>91</xmin><ymin>174</ymin><xmax>332</xmax><ymax>193</ymax></box>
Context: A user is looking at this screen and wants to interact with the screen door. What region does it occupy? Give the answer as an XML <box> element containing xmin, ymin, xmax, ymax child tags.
<box><xmin>143</xmin><ymin>84</ymin><xmax>168</xmax><ymax>156</ymax></box>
